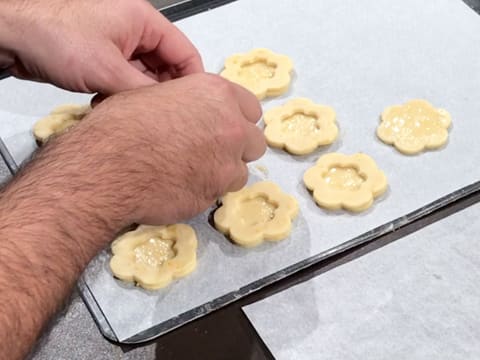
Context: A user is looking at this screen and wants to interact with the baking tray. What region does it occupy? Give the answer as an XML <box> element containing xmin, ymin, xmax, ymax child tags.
<box><xmin>242</xmin><ymin>203</ymin><xmax>480</xmax><ymax>359</ymax></box>
<box><xmin>1</xmin><ymin>0</ymin><xmax>480</xmax><ymax>344</ymax></box>
<box><xmin>0</xmin><ymin>138</ymin><xmax>14</xmax><ymax>183</ymax></box>
<box><xmin>160</xmin><ymin>0</ymin><xmax>236</xmax><ymax>22</ymax></box>
<box><xmin>0</xmin><ymin>137</ymin><xmax>17</xmax><ymax>173</ymax></box>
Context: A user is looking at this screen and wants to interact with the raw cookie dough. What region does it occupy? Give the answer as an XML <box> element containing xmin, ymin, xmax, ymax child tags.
<box><xmin>109</xmin><ymin>224</ymin><xmax>197</xmax><ymax>290</ymax></box>
<box><xmin>376</xmin><ymin>99</ymin><xmax>451</xmax><ymax>155</ymax></box>
<box><xmin>33</xmin><ymin>103</ymin><xmax>91</xmax><ymax>144</ymax></box>
<box><xmin>264</xmin><ymin>98</ymin><xmax>338</xmax><ymax>155</ymax></box>
<box><xmin>304</xmin><ymin>153</ymin><xmax>388</xmax><ymax>212</ymax></box>
<box><xmin>220</xmin><ymin>48</ymin><xmax>293</xmax><ymax>100</ymax></box>
<box><xmin>214</xmin><ymin>181</ymin><xmax>299</xmax><ymax>247</ymax></box>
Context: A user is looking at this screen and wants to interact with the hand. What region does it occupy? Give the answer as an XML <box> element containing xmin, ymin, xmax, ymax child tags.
<box><xmin>0</xmin><ymin>0</ymin><xmax>203</xmax><ymax>94</ymax></box>
<box><xmin>0</xmin><ymin>73</ymin><xmax>264</xmax><ymax>359</ymax></box>
<box><xmin>58</xmin><ymin>73</ymin><xmax>265</xmax><ymax>224</ymax></box>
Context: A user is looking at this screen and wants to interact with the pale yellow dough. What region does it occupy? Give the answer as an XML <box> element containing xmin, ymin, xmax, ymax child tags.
<box><xmin>376</xmin><ymin>99</ymin><xmax>451</xmax><ymax>155</ymax></box>
<box><xmin>264</xmin><ymin>98</ymin><xmax>338</xmax><ymax>155</ymax></box>
<box><xmin>304</xmin><ymin>153</ymin><xmax>388</xmax><ymax>212</ymax></box>
<box><xmin>214</xmin><ymin>181</ymin><xmax>299</xmax><ymax>247</ymax></box>
<box><xmin>220</xmin><ymin>48</ymin><xmax>294</xmax><ymax>100</ymax></box>
<box><xmin>33</xmin><ymin>104</ymin><xmax>91</xmax><ymax>144</ymax></box>
<box><xmin>109</xmin><ymin>224</ymin><xmax>197</xmax><ymax>290</ymax></box>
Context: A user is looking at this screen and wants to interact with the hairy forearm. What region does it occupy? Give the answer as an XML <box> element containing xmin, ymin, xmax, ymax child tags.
<box><xmin>0</xmin><ymin>107</ymin><xmax>149</xmax><ymax>359</ymax></box>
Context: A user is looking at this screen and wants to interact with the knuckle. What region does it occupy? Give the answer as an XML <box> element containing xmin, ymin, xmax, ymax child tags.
<box><xmin>223</xmin><ymin>161</ymin><xmax>238</xmax><ymax>178</ymax></box>
<box><xmin>199</xmin><ymin>73</ymin><xmax>232</xmax><ymax>96</ymax></box>
<box><xmin>225</xmin><ymin>120</ymin><xmax>247</xmax><ymax>143</ymax></box>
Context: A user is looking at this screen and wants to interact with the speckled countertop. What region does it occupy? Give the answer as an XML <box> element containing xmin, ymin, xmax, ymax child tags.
<box><xmin>30</xmin><ymin>293</ymin><xmax>156</xmax><ymax>360</ymax></box>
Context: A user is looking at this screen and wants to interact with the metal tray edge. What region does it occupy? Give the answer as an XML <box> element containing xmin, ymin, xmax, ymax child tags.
<box><xmin>119</xmin><ymin>180</ymin><xmax>480</xmax><ymax>344</ymax></box>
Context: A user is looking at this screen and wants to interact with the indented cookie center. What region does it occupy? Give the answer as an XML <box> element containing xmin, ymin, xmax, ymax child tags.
<box><xmin>323</xmin><ymin>166</ymin><xmax>366</xmax><ymax>191</ymax></box>
<box><xmin>282</xmin><ymin>112</ymin><xmax>320</xmax><ymax>135</ymax></box>
<box><xmin>134</xmin><ymin>237</ymin><xmax>176</xmax><ymax>267</ymax></box>
<box><xmin>239</xmin><ymin>195</ymin><xmax>278</xmax><ymax>226</ymax></box>
<box><xmin>390</xmin><ymin>110</ymin><xmax>440</xmax><ymax>137</ymax></box>
<box><xmin>239</xmin><ymin>59</ymin><xmax>276</xmax><ymax>82</ymax></box>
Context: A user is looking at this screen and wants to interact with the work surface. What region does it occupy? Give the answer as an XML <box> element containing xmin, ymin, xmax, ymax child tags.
<box><xmin>244</xmin><ymin>203</ymin><xmax>480</xmax><ymax>359</ymax></box>
<box><xmin>0</xmin><ymin>0</ymin><xmax>479</xmax><ymax>359</ymax></box>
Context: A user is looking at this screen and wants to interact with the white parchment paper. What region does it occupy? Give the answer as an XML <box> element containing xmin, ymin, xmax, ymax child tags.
<box><xmin>243</xmin><ymin>203</ymin><xmax>480</xmax><ymax>360</ymax></box>
<box><xmin>1</xmin><ymin>0</ymin><xmax>480</xmax><ymax>342</ymax></box>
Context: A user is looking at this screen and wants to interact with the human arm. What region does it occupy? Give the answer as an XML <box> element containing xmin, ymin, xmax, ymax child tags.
<box><xmin>0</xmin><ymin>73</ymin><xmax>265</xmax><ymax>360</ymax></box>
<box><xmin>0</xmin><ymin>0</ymin><xmax>203</xmax><ymax>94</ymax></box>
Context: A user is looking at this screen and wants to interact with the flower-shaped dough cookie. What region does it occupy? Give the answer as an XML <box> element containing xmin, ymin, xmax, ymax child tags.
<box><xmin>304</xmin><ymin>153</ymin><xmax>388</xmax><ymax>212</ymax></box>
<box><xmin>214</xmin><ymin>181</ymin><xmax>299</xmax><ymax>247</ymax></box>
<box><xmin>376</xmin><ymin>99</ymin><xmax>451</xmax><ymax>155</ymax></box>
<box><xmin>220</xmin><ymin>48</ymin><xmax>293</xmax><ymax>100</ymax></box>
<box><xmin>33</xmin><ymin>103</ymin><xmax>91</xmax><ymax>144</ymax></box>
<box><xmin>109</xmin><ymin>224</ymin><xmax>197</xmax><ymax>290</ymax></box>
<box><xmin>264</xmin><ymin>98</ymin><xmax>338</xmax><ymax>155</ymax></box>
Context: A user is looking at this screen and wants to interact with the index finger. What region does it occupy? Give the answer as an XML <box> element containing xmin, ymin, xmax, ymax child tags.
<box><xmin>144</xmin><ymin>9</ymin><xmax>204</xmax><ymax>76</ymax></box>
